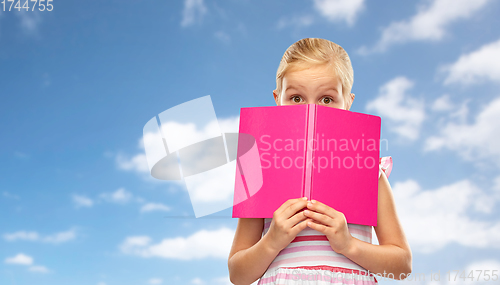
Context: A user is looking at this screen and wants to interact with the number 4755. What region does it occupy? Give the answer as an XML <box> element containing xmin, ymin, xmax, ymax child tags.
<box><xmin>2</xmin><ymin>0</ymin><xmax>54</xmax><ymax>12</ymax></box>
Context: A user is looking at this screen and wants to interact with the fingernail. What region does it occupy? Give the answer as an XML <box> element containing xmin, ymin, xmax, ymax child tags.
<box><xmin>304</xmin><ymin>210</ymin><xmax>310</xmax><ymax>214</ymax></box>
<box><xmin>302</xmin><ymin>197</ymin><xmax>307</xmax><ymax>200</ymax></box>
<box><xmin>311</xmin><ymin>200</ymin><xmax>316</xmax><ymax>203</ymax></box>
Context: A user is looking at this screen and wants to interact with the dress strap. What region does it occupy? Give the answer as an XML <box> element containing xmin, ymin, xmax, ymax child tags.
<box><xmin>379</xmin><ymin>156</ymin><xmax>393</xmax><ymax>178</ymax></box>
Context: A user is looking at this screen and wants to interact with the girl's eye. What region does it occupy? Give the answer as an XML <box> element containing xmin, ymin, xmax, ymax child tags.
<box><xmin>321</xmin><ymin>97</ymin><xmax>333</xmax><ymax>104</ymax></box>
<box><xmin>292</xmin><ymin>96</ymin><xmax>302</xmax><ymax>103</ymax></box>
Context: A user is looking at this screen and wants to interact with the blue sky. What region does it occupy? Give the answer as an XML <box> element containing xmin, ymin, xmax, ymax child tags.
<box><xmin>1</xmin><ymin>0</ymin><xmax>500</xmax><ymax>284</ymax></box>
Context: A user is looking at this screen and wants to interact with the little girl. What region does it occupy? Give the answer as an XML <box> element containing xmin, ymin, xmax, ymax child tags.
<box><xmin>228</xmin><ymin>38</ymin><xmax>412</xmax><ymax>285</ymax></box>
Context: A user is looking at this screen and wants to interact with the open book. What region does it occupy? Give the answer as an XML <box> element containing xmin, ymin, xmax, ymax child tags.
<box><xmin>232</xmin><ymin>104</ymin><xmax>381</xmax><ymax>226</ymax></box>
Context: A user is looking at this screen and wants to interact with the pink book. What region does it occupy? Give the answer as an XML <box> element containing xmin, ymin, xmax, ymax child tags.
<box><xmin>232</xmin><ymin>104</ymin><xmax>381</xmax><ymax>226</ymax></box>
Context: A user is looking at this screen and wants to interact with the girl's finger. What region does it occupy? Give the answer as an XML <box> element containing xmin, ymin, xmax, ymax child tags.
<box><xmin>281</xmin><ymin>199</ymin><xmax>308</xmax><ymax>219</ymax></box>
<box><xmin>303</xmin><ymin>209</ymin><xmax>335</xmax><ymax>227</ymax></box>
<box><xmin>275</xmin><ymin>197</ymin><xmax>307</xmax><ymax>217</ymax></box>
<box><xmin>306</xmin><ymin>200</ymin><xmax>341</xmax><ymax>220</ymax></box>
<box><xmin>306</xmin><ymin>219</ymin><xmax>327</xmax><ymax>234</ymax></box>
<box><xmin>291</xmin><ymin>218</ymin><xmax>312</xmax><ymax>235</ymax></box>
<box><xmin>286</xmin><ymin>208</ymin><xmax>309</xmax><ymax>228</ymax></box>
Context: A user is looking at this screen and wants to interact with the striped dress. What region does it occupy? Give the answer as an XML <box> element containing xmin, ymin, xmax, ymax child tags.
<box><xmin>257</xmin><ymin>156</ymin><xmax>393</xmax><ymax>285</ymax></box>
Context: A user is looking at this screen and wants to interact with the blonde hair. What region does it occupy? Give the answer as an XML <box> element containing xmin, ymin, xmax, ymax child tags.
<box><xmin>275</xmin><ymin>38</ymin><xmax>354</xmax><ymax>109</ymax></box>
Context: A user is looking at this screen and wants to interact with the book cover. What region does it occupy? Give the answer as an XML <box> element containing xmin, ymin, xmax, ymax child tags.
<box><xmin>232</xmin><ymin>104</ymin><xmax>381</xmax><ymax>226</ymax></box>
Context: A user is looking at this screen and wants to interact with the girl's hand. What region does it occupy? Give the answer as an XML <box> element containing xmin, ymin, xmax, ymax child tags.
<box><xmin>266</xmin><ymin>197</ymin><xmax>312</xmax><ymax>252</ymax></box>
<box><xmin>304</xmin><ymin>200</ymin><xmax>354</xmax><ymax>255</ymax></box>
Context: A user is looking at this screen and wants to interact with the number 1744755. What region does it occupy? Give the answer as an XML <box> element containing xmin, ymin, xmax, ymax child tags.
<box><xmin>2</xmin><ymin>0</ymin><xmax>53</xmax><ymax>12</ymax></box>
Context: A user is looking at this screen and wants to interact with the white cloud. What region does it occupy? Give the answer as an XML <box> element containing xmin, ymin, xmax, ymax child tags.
<box><xmin>431</xmin><ymin>94</ymin><xmax>454</xmax><ymax>112</ymax></box>
<box><xmin>149</xmin><ymin>278</ymin><xmax>163</xmax><ymax>285</ymax></box>
<box><xmin>42</xmin><ymin>229</ymin><xmax>77</xmax><ymax>244</ymax></box>
<box><xmin>433</xmin><ymin>97</ymin><xmax>471</xmax><ymax>125</ymax></box>
<box><xmin>449</xmin><ymin>99</ymin><xmax>471</xmax><ymax>123</ymax></box>
<box><xmin>442</xmin><ymin>38</ymin><xmax>500</xmax><ymax>85</ymax></box>
<box><xmin>119</xmin><ymin>116</ymin><xmax>239</xmax><ymax>178</ymax></box>
<box><xmin>191</xmin><ymin>277</ymin><xmax>204</xmax><ymax>284</ymax></box>
<box><xmin>99</xmin><ymin>188</ymin><xmax>133</xmax><ymax>204</ymax></box>
<box><xmin>28</xmin><ymin>265</ymin><xmax>49</xmax><ymax>273</ymax></box>
<box><xmin>74</xmin><ymin>186</ymin><xmax>166</xmax><ymax>212</ymax></box>
<box><xmin>276</xmin><ymin>0</ymin><xmax>364</xmax><ymax>30</ymax></box>
<box><xmin>358</xmin><ymin>0</ymin><xmax>491</xmax><ymax>54</ymax></box>
<box><xmin>158</xmin><ymin>118</ymin><xmax>238</xmax><ymax>177</ymax></box>
<box><xmin>5</xmin><ymin>253</ymin><xmax>33</xmax><ymax>265</ymax></box>
<box><xmin>392</xmin><ymin>179</ymin><xmax>500</xmax><ymax>253</ymax></box>
<box><xmin>120</xmin><ymin>227</ymin><xmax>235</xmax><ymax>260</ymax></box>
<box><xmin>181</xmin><ymin>0</ymin><xmax>207</xmax><ymax>27</ymax></box>
<box><xmin>121</xmin><ymin>236</ymin><xmax>151</xmax><ymax>249</ymax></box>
<box><xmin>118</xmin><ymin>132</ymin><xmax>162</xmax><ymax>181</ymax></box>
<box><xmin>366</xmin><ymin>76</ymin><xmax>425</xmax><ymax>140</ymax></box>
<box><xmin>3</xmin><ymin>228</ymin><xmax>77</xmax><ymax>244</ymax></box>
<box><xmin>140</xmin><ymin>203</ymin><xmax>171</xmax><ymax>213</ymax></box>
<box><xmin>72</xmin><ymin>194</ymin><xmax>94</xmax><ymax>208</ymax></box>
<box><xmin>424</xmin><ymin>96</ymin><xmax>500</xmax><ymax>166</ymax></box>
<box><xmin>116</xmin><ymin>153</ymin><xmax>149</xmax><ymax>174</ymax></box>
<box><xmin>118</xmin><ymin>116</ymin><xmax>240</xmax><ymax>216</ymax></box>
<box><xmin>160</xmin><ymin>119</ymin><xmax>222</xmax><ymax>153</ymax></box>
<box><xmin>214</xmin><ymin>116</ymin><xmax>240</xmax><ymax>133</ymax></box>
<box><xmin>4</xmin><ymin>253</ymin><xmax>50</xmax><ymax>274</ymax></box>
<box><xmin>3</xmin><ymin>231</ymin><xmax>39</xmax><ymax>241</ymax></box>
<box><xmin>459</xmin><ymin>260</ymin><xmax>500</xmax><ymax>285</ymax></box>
<box><xmin>312</xmin><ymin>0</ymin><xmax>364</xmax><ymax>26</ymax></box>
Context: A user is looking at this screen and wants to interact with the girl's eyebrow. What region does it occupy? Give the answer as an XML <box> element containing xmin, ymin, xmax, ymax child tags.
<box><xmin>323</xmin><ymin>87</ymin><xmax>340</xmax><ymax>94</ymax></box>
<box><xmin>285</xmin><ymin>84</ymin><xmax>304</xmax><ymax>92</ymax></box>
<box><xmin>317</xmin><ymin>84</ymin><xmax>339</xmax><ymax>92</ymax></box>
<box><xmin>285</xmin><ymin>83</ymin><xmax>338</xmax><ymax>92</ymax></box>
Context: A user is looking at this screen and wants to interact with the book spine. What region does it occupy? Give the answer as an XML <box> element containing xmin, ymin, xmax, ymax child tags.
<box><xmin>303</xmin><ymin>104</ymin><xmax>316</xmax><ymax>200</ymax></box>
<box><xmin>311</xmin><ymin>104</ymin><xmax>317</xmax><ymax>200</ymax></box>
<box><xmin>301</xmin><ymin>106</ymin><xmax>309</xmax><ymax>199</ymax></box>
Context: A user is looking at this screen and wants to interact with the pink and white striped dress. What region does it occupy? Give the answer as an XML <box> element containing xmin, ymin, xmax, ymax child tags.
<box><xmin>257</xmin><ymin>156</ymin><xmax>393</xmax><ymax>285</ymax></box>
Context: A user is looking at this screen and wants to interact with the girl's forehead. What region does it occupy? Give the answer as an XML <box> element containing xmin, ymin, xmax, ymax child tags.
<box><xmin>285</xmin><ymin>65</ymin><xmax>341</xmax><ymax>82</ymax></box>
<box><xmin>286</xmin><ymin>63</ymin><xmax>338</xmax><ymax>77</ymax></box>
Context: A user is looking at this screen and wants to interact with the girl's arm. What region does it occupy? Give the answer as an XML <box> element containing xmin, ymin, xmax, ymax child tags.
<box><xmin>305</xmin><ymin>171</ymin><xmax>412</xmax><ymax>280</ymax></box>
<box><xmin>227</xmin><ymin>218</ymin><xmax>278</xmax><ymax>285</ymax></box>
<box><xmin>228</xmin><ymin>198</ymin><xmax>311</xmax><ymax>284</ymax></box>
<box><xmin>344</xmin><ymin>170</ymin><xmax>412</xmax><ymax>280</ymax></box>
